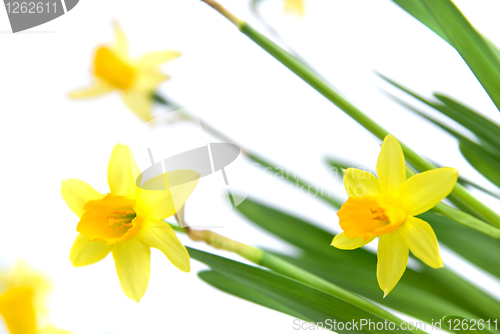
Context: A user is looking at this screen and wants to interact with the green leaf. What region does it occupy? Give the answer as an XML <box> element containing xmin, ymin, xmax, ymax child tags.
<box><xmin>188</xmin><ymin>247</ymin><xmax>407</xmax><ymax>333</ymax></box>
<box><xmin>379</xmin><ymin>74</ymin><xmax>500</xmax><ymax>152</ymax></box>
<box><xmin>392</xmin><ymin>0</ymin><xmax>450</xmax><ymax>43</ymax></box>
<box><xmin>442</xmin><ymin>316</ymin><xmax>499</xmax><ymax>334</ymax></box>
<box><xmin>393</xmin><ymin>0</ymin><xmax>500</xmax><ymax>112</ymax></box>
<box><xmin>460</xmin><ymin>140</ymin><xmax>500</xmax><ymax>188</ymax></box>
<box><xmin>198</xmin><ymin>270</ymin><xmax>305</xmax><ymax>319</ymax></box>
<box><xmin>273</xmin><ymin>252</ymin><xmax>476</xmax><ymax>323</ymax></box>
<box><xmin>434</xmin><ymin>94</ymin><xmax>500</xmax><ymax>148</ymax></box>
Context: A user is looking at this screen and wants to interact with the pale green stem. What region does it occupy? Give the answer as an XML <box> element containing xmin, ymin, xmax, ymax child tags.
<box><xmin>169</xmin><ymin>221</ymin><xmax>426</xmax><ymax>333</ymax></box>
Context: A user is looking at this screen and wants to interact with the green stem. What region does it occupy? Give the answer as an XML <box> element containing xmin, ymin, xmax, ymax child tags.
<box><xmin>200</xmin><ymin>1</ymin><xmax>500</xmax><ymax>230</ymax></box>
<box><xmin>168</xmin><ymin>221</ymin><xmax>425</xmax><ymax>333</ymax></box>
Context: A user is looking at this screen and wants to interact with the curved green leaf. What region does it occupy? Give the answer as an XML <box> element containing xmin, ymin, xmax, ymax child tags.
<box><xmin>198</xmin><ymin>270</ymin><xmax>305</xmax><ymax>319</ymax></box>
<box><xmin>460</xmin><ymin>140</ymin><xmax>500</xmax><ymax>188</ymax></box>
<box><xmin>188</xmin><ymin>247</ymin><xmax>408</xmax><ymax>334</ymax></box>
<box><xmin>235</xmin><ymin>198</ymin><xmax>499</xmax><ymax>321</ymax></box>
<box><xmin>393</xmin><ymin>0</ymin><xmax>500</xmax><ymax>112</ymax></box>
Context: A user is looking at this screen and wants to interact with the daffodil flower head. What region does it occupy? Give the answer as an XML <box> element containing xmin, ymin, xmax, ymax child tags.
<box><xmin>284</xmin><ymin>0</ymin><xmax>305</xmax><ymax>17</ymax></box>
<box><xmin>331</xmin><ymin>135</ymin><xmax>458</xmax><ymax>297</ymax></box>
<box><xmin>70</xmin><ymin>22</ymin><xmax>181</xmax><ymax>122</ymax></box>
<box><xmin>61</xmin><ymin>144</ymin><xmax>199</xmax><ymax>302</ymax></box>
<box><xmin>0</xmin><ymin>262</ymin><xmax>70</xmax><ymax>334</ymax></box>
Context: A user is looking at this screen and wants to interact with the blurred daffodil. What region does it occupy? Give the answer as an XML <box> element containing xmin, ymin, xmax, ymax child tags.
<box><xmin>70</xmin><ymin>23</ymin><xmax>181</xmax><ymax>121</ymax></box>
<box><xmin>61</xmin><ymin>144</ymin><xmax>199</xmax><ymax>302</ymax></box>
<box><xmin>0</xmin><ymin>262</ymin><xmax>71</xmax><ymax>334</ymax></box>
<box><xmin>284</xmin><ymin>0</ymin><xmax>305</xmax><ymax>17</ymax></box>
<box><xmin>331</xmin><ymin>135</ymin><xmax>458</xmax><ymax>297</ymax></box>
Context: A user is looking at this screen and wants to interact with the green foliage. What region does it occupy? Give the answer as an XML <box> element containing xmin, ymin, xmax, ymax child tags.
<box><xmin>189</xmin><ymin>247</ymin><xmax>407</xmax><ymax>333</ymax></box>
<box><xmin>393</xmin><ymin>0</ymin><xmax>500</xmax><ymax>112</ymax></box>
<box><xmin>235</xmin><ymin>198</ymin><xmax>500</xmax><ymax>321</ymax></box>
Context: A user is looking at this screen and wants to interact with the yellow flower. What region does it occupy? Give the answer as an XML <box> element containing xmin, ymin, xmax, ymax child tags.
<box><xmin>61</xmin><ymin>144</ymin><xmax>199</xmax><ymax>302</ymax></box>
<box><xmin>284</xmin><ymin>0</ymin><xmax>305</xmax><ymax>17</ymax></box>
<box><xmin>0</xmin><ymin>262</ymin><xmax>70</xmax><ymax>334</ymax></box>
<box><xmin>70</xmin><ymin>23</ymin><xmax>181</xmax><ymax>122</ymax></box>
<box><xmin>331</xmin><ymin>135</ymin><xmax>458</xmax><ymax>297</ymax></box>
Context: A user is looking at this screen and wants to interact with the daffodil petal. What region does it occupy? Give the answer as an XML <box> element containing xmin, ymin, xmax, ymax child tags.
<box><xmin>377</xmin><ymin>230</ymin><xmax>408</xmax><ymax>297</ymax></box>
<box><xmin>70</xmin><ymin>234</ymin><xmax>112</xmax><ymax>267</ymax></box>
<box><xmin>134</xmin><ymin>186</ymin><xmax>173</xmax><ymax>221</ymax></box>
<box><xmin>400</xmin><ymin>167</ymin><xmax>458</xmax><ymax>216</ymax></box>
<box><xmin>112</xmin><ymin>238</ymin><xmax>150</xmax><ymax>303</ymax></box>
<box><xmin>133</xmin><ymin>72</ymin><xmax>169</xmax><ymax>93</ymax></box>
<box><xmin>165</xmin><ymin>169</ymin><xmax>200</xmax><ymax>211</ymax></box>
<box><xmin>138</xmin><ymin>51</ymin><xmax>181</xmax><ymax>69</ymax></box>
<box><xmin>137</xmin><ymin>220</ymin><xmax>190</xmax><ymax>272</ymax></box>
<box><xmin>111</xmin><ymin>22</ymin><xmax>127</xmax><ymax>58</ymax></box>
<box><xmin>38</xmin><ymin>327</ymin><xmax>74</xmax><ymax>334</ymax></box>
<box><xmin>343</xmin><ymin>168</ymin><xmax>381</xmax><ymax>197</ymax></box>
<box><xmin>107</xmin><ymin>144</ymin><xmax>141</xmax><ymax>198</ymax></box>
<box><xmin>69</xmin><ymin>80</ymin><xmax>114</xmax><ymax>99</ymax></box>
<box><xmin>135</xmin><ymin>170</ymin><xmax>199</xmax><ymax>220</ymax></box>
<box><xmin>376</xmin><ymin>134</ymin><xmax>406</xmax><ymax>198</ymax></box>
<box><xmin>399</xmin><ymin>216</ymin><xmax>443</xmax><ymax>269</ymax></box>
<box><xmin>331</xmin><ymin>232</ymin><xmax>375</xmax><ymax>250</ymax></box>
<box><xmin>284</xmin><ymin>0</ymin><xmax>305</xmax><ymax>17</ymax></box>
<box><xmin>0</xmin><ymin>287</ymin><xmax>37</xmax><ymax>334</ymax></box>
<box><xmin>122</xmin><ymin>91</ymin><xmax>153</xmax><ymax>122</ymax></box>
<box><xmin>61</xmin><ymin>179</ymin><xmax>104</xmax><ymax>218</ymax></box>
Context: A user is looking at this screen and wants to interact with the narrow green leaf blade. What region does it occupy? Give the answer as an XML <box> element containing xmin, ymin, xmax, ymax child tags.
<box><xmin>272</xmin><ymin>252</ymin><xmax>476</xmax><ymax>323</ymax></box>
<box><xmin>421</xmin><ymin>0</ymin><xmax>500</xmax><ymax>111</ymax></box>
<box><xmin>460</xmin><ymin>140</ymin><xmax>500</xmax><ymax>188</ymax></box>
<box><xmin>393</xmin><ymin>0</ymin><xmax>450</xmax><ymax>43</ymax></box>
<box><xmin>434</xmin><ymin>94</ymin><xmax>500</xmax><ymax>141</ymax></box>
<box><xmin>188</xmin><ymin>247</ymin><xmax>405</xmax><ymax>333</ymax></box>
<box><xmin>235</xmin><ymin>198</ymin><xmax>499</xmax><ymax>320</ymax></box>
<box><xmin>379</xmin><ymin>74</ymin><xmax>500</xmax><ymax>151</ymax></box>
<box><xmin>394</xmin><ymin>0</ymin><xmax>500</xmax><ymax>112</ymax></box>
<box><xmin>198</xmin><ymin>270</ymin><xmax>305</xmax><ymax>319</ymax></box>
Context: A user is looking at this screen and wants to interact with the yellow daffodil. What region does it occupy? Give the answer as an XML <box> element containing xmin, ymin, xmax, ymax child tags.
<box><xmin>70</xmin><ymin>23</ymin><xmax>181</xmax><ymax>121</ymax></box>
<box><xmin>61</xmin><ymin>144</ymin><xmax>199</xmax><ymax>302</ymax></box>
<box><xmin>331</xmin><ymin>135</ymin><xmax>458</xmax><ymax>297</ymax></box>
<box><xmin>284</xmin><ymin>0</ymin><xmax>305</xmax><ymax>17</ymax></box>
<box><xmin>0</xmin><ymin>262</ymin><xmax>71</xmax><ymax>334</ymax></box>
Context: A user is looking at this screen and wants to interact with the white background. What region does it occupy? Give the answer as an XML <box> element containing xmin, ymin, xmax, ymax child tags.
<box><xmin>1</xmin><ymin>0</ymin><xmax>500</xmax><ymax>333</ymax></box>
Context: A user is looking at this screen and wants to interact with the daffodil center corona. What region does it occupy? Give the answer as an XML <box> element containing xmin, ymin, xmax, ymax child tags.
<box><xmin>77</xmin><ymin>194</ymin><xmax>142</xmax><ymax>245</ymax></box>
<box><xmin>337</xmin><ymin>196</ymin><xmax>406</xmax><ymax>240</ymax></box>
<box><xmin>107</xmin><ymin>209</ymin><xmax>136</xmax><ymax>231</ymax></box>
<box><xmin>94</xmin><ymin>47</ymin><xmax>135</xmax><ymax>89</ymax></box>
